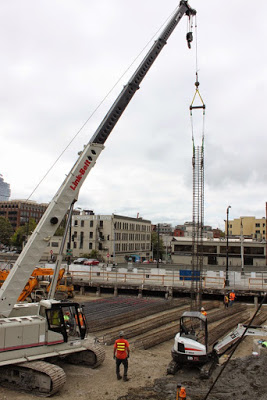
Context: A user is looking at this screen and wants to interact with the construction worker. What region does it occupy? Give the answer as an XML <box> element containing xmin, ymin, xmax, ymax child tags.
<box><xmin>201</xmin><ymin>307</ymin><xmax>207</xmax><ymax>316</ymax></box>
<box><xmin>229</xmin><ymin>290</ymin><xmax>236</xmax><ymax>306</ymax></box>
<box><xmin>176</xmin><ymin>384</ymin><xmax>186</xmax><ymax>400</ymax></box>
<box><xmin>114</xmin><ymin>331</ymin><xmax>130</xmax><ymax>381</ymax></box>
<box><xmin>224</xmin><ymin>293</ymin><xmax>229</xmax><ymax>309</ymax></box>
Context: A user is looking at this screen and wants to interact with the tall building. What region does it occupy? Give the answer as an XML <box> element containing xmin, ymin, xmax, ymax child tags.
<box><xmin>0</xmin><ymin>175</ymin><xmax>11</xmax><ymax>201</ymax></box>
<box><xmin>0</xmin><ymin>200</ymin><xmax>48</xmax><ymax>230</ymax></box>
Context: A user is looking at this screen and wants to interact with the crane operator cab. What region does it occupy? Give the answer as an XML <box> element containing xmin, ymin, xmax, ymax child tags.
<box><xmin>43</xmin><ymin>300</ymin><xmax>87</xmax><ymax>342</ymax></box>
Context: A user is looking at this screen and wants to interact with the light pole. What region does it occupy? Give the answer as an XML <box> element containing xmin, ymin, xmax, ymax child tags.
<box><xmin>225</xmin><ymin>205</ymin><xmax>231</xmax><ymax>286</ymax></box>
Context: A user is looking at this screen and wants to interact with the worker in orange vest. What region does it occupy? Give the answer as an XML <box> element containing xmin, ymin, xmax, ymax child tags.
<box><xmin>201</xmin><ymin>307</ymin><xmax>207</xmax><ymax>316</ymax></box>
<box><xmin>229</xmin><ymin>290</ymin><xmax>236</xmax><ymax>306</ymax></box>
<box><xmin>176</xmin><ymin>384</ymin><xmax>186</xmax><ymax>400</ymax></box>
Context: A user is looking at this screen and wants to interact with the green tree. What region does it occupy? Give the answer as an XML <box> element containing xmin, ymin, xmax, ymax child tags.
<box><xmin>151</xmin><ymin>231</ymin><xmax>164</xmax><ymax>260</ymax></box>
<box><xmin>11</xmin><ymin>218</ymin><xmax>37</xmax><ymax>250</ymax></box>
<box><xmin>0</xmin><ymin>217</ymin><xmax>14</xmax><ymax>246</ymax></box>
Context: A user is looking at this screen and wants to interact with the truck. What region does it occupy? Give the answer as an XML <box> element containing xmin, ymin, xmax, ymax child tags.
<box><xmin>0</xmin><ymin>1</ymin><xmax>197</xmax><ymax>396</ymax></box>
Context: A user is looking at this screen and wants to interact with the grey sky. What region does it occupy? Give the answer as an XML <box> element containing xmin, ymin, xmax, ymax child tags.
<box><xmin>1</xmin><ymin>0</ymin><xmax>266</xmax><ymax>230</ymax></box>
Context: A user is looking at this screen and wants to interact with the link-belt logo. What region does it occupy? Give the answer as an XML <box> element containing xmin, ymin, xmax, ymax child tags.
<box><xmin>70</xmin><ymin>159</ymin><xmax>91</xmax><ymax>191</ymax></box>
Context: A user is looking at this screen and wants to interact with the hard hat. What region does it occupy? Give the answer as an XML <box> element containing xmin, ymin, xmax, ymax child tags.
<box><xmin>201</xmin><ymin>307</ymin><xmax>205</xmax><ymax>311</ymax></box>
<box><xmin>119</xmin><ymin>331</ymin><xmax>124</xmax><ymax>337</ymax></box>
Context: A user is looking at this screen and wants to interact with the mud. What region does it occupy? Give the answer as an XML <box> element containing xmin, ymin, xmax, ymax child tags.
<box><xmin>118</xmin><ymin>353</ymin><xmax>267</xmax><ymax>400</ymax></box>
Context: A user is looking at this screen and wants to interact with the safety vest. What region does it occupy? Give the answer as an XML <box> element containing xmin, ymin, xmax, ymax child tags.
<box><xmin>201</xmin><ymin>311</ymin><xmax>207</xmax><ymax>316</ymax></box>
<box><xmin>176</xmin><ymin>387</ymin><xmax>186</xmax><ymax>400</ymax></box>
<box><xmin>229</xmin><ymin>292</ymin><xmax>235</xmax><ymax>301</ymax></box>
<box><xmin>224</xmin><ymin>295</ymin><xmax>229</xmax><ymax>303</ymax></box>
<box><xmin>114</xmin><ymin>338</ymin><xmax>129</xmax><ymax>359</ymax></box>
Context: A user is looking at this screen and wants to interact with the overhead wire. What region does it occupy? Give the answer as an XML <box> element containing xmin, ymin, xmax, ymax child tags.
<box><xmin>25</xmin><ymin>6</ymin><xmax>182</xmax><ymax>202</ymax></box>
<box><xmin>203</xmin><ymin>293</ymin><xmax>267</xmax><ymax>400</ymax></box>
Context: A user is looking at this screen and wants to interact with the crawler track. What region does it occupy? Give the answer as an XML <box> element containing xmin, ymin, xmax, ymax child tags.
<box><xmin>0</xmin><ymin>360</ymin><xmax>66</xmax><ymax>397</ymax></box>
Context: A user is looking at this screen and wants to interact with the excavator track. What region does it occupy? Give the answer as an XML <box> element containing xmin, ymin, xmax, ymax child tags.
<box><xmin>0</xmin><ymin>360</ymin><xmax>66</xmax><ymax>397</ymax></box>
<box><xmin>64</xmin><ymin>341</ymin><xmax>105</xmax><ymax>368</ymax></box>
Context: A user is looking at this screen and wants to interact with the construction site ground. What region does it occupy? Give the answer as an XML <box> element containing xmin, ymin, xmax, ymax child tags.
<box><xmin>1</xmin><ymin>294</ymin><xmax>267</xmax><ymax>400</ymax></box>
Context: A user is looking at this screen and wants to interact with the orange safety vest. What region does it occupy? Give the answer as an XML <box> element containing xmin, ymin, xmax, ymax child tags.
<box><xmin>176</xmin><ymin>387</ymin><xmax>186</xmax><ymax>400</ymax></box>
<box><xmin>114</xmin><ymin>338</ymin><xmax>129</xmax><ymax>359</ymax></box>
<box><xmin>229</xmin><ymin>292</ymin><xmax>236</xmax><ymax>301</ymax></box>
<box><xmin>201</xmin><ymin>311</ymin><xmax>207</xmax><ymax>316</ymax></box>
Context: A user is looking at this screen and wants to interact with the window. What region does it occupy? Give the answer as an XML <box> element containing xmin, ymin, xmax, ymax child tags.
<box><xmin>81</xmin><ymin>220</ymin><xmax>84</xmax><ymax>227</ymax></box>
<box><xmin>255</xmin><ymin>223</ymin><xmax>260</xmax><ymax>228</ymax></box>
<box><xmin>89</xmin><ymin>243</ymin><xmax>92</xmax><ymax>249</ymax></box>
<box><xmin>89</xmin><ymin>232</ymin><xmax>93</xmax><ymax>239</ymax></box>
<box><xmin>90</xmin><ymin>221</ymin><xmax>93</xmax><ymax>227</ymax></box>
<box><xmin>51</xmin><ymin>242</ymin><xmax>59</xmax><ymax>247</ymax></box>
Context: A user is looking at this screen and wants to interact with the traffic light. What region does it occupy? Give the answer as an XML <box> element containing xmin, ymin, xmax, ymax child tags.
<box><xmin>66</xmin><ymin>248</ymin><xmax>73</xmax><ymax>256</ymax></box>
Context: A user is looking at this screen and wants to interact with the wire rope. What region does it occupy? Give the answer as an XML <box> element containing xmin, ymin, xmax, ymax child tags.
<box><xmin>26</xmin><ymin>6</ymin><xmax>181</xmax><ymax>202</ymax></box>
<box><xmin>203</xmin><ymin>293</ymin><xmax>267</xmax><ymax>400</ymax></box>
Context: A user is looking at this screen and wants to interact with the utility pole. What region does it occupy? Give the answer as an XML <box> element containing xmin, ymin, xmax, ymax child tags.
<box><xmin>157</xmin><ymin>224</ymin><xmax>159</xmax><ymax>268</ymax></box>
<box><xmin>225</xmin><ymin>205</ymin><xmax>231</xmax><ymax>286</ymax></box>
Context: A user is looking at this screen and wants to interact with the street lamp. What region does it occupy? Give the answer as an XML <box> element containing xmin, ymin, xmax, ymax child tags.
<box><xmin>225</xmin><ymin>205</ymin><xmax>231</xmax><ymax>286</ymax></box>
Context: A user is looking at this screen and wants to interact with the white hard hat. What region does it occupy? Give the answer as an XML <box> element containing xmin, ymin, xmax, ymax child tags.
<box><xmin>201</xmin><ymin>307</ymin><xmax>205</xmax><ymax>311</ymax></box>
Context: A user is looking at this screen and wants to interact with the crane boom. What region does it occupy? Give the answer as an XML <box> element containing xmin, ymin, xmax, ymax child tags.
<box><xmin>0</xmin><ymin>1</ymin><xmax>196</xmax><ymax>317</ymax></box>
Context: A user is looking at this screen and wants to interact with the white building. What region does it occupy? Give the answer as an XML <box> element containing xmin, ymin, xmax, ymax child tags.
<box><xmin>44</xmin><ymin>212</ymin><xmax>152</xmax><ymax>263</ymax></box>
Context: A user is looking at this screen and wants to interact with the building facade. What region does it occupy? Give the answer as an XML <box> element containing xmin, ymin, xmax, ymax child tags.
<box><xmin>171</xmin><ymin>237</ymin><xmax>266</xmax><ymax>268</ymax></box>
<box><xmin>0</xmin><ymin>200</ymin><xmax>48</xmax><ymax>230</ymax></box>
<box><xmin>0</xmin><ymin>175</ymin><xmax>11</xmax><ymax>201</ymax></box>
<box><xmin>44</xmin><ymin>212</ymin><xmax>152</xmax><ymax>263</ymax></box>
<box><xmin>226</xmin><ymin>216</ymin><xmax>266</xmax><ymax>240</ymax></box>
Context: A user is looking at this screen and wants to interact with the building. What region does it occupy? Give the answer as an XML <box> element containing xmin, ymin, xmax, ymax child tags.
<box><xmin>226</xmin><ymin>216</ymin><xmax>266</xmax><ymax>240</ymax></box>
<box><xmin>0</xmin><ymin>200</ymin><xmax>48</xmax><ymax>231</ymax></box>
<box><xmin>182</xmin><ymin>222</ymin><xmax>213</xmax><ymax>239</ymax></box>
<box><xmin>44</xmin><ymin>212</ymin><xmax>152</xmax><ymax>263</ymax></box>
<box><xmin>0</xmin><ymin>175</ymin><xmax>11</xmax><ymax>201</ymax></box>
<box><xmin>152</xmin><ymin>223</ymin><xmax>173</xmax><ymax>235</ymax></box>
<box><xmin>171</xmin><ymin>236</ymin><xmax>266</xmax><ymax>268</ymax></box>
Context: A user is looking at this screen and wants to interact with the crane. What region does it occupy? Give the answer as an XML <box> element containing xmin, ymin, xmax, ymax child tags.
<box><xmin>0</xmin><ymin>1</ymin><xmax>196</xmax><ymax>396</ymax></box>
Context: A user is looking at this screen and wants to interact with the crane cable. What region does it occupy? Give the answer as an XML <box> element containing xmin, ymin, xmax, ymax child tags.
<box><xmin>189</xmin><ymin>15</ymin><xmax>206</xmax><ymax>146</ymax></box>
<box><xmin>203</xmin><ymin>293</ymin><xmax>267</xmax><ymax>400</ymax></box>
<box><xmin>25</xmin><ymin>5</ymin><xmax>183</xmax><ymax>203</ymax></box>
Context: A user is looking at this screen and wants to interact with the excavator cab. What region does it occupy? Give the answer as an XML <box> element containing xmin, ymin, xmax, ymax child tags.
<box><xmin>45</xmin><ymin>301</ymin><xmax>87</xmax><ymax>342</ymax></box>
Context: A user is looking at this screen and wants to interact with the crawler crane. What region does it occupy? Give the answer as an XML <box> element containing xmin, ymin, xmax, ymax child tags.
<box><xmin>0</xmin><ymin>1</ymin><xmax>196</xmax><ymax>396</ymax></box>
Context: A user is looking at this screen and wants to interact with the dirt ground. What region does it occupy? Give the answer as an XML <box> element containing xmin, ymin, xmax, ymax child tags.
<box><xmin>0</xmin><ymin>296</ymin><xmax>266</xmax><ymax>400</ymax></box>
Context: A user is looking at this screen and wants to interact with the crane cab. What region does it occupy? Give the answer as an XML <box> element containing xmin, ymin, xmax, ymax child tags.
<box><xmin>41</xmin><ymin>300</ymin><xmax>87</xmax><ymax>342</ymax></box>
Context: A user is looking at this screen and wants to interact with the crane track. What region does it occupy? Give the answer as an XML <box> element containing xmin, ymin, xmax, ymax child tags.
<box><xmin>0</xmin><ymin>360</ymin><xmax>66</xmax><ymax>397</ymax></box>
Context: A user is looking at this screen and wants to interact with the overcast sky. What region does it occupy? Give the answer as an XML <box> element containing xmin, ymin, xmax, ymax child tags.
<box><xmin>1</xmin><ymin>0</ymin><xmax>266</xmax><ymax>230</ymax></box>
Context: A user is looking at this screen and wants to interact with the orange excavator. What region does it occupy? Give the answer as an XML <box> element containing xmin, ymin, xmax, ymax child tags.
<box><xmin>0</xmin><ymin>267</ymin><xmax>74</xmax><ymax>302</ymax></box>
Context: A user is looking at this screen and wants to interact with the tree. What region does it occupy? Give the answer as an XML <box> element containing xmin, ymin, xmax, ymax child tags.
<box><xmin>151</xmin><ymin>231</ymin><xmax>164</xmax><ymax>260</ymax></box>
<box><xmin>11</xmin><ymin>218</ymin><xmax>37</xmax><ymax>250</ymax></box>
<box><xmin>0</xmin><ymin>217</ymin><xmax>14</xmax><ymax>246</ymax></box>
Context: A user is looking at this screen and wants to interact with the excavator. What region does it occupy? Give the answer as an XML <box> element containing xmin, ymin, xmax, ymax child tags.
<box><xmin>0</xmin><ymin>267</ymin><xmax>74</xmax><ymax>302</ymax></box>
<box><xmin>167</xmin><ymin>309</ymin><xmax>267</xmax><ymax>379</ymax></box>
<box><xmin>0</xmin><ymin>1</ymin><xmax>197</xmax><ymax>396</ymax></box>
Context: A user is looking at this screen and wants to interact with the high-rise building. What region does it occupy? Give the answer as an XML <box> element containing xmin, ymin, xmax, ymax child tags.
<box><xmin>0</xmin><ymin>175</ymin><xmax>11</xmax><ymax>201</ymax></box>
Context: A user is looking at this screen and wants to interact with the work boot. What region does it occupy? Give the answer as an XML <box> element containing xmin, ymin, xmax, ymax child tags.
<box><xmin>123</xmin><ymin>376</ymin><xmax>129</xmax><ymax>381</ymax></box>
<box><xmin>117</xmin><ymin>374</ymin><xmax>122</xmax><ymax>380</ymax></box>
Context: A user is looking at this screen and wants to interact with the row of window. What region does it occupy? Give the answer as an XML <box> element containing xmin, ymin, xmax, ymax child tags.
<box><xmin>72</xmin><ymin>231</ymin><xmax>151</xmax><ymax>242</ymax></box>
<box><xmin>174</xmin><ymin>244</ymin><xmax>265</xmax><ymax>255</ymax></box>
<box><xmin>73</xmin><ymin>219</ymin><xmax>150</xmax><ymax>232</ymax></box>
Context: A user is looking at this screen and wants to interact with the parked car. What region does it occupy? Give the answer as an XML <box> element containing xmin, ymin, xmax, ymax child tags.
<box><xmin>73</xmin><ymin>258</ymin><xmax>89</xmax><ymax>264</ymax></box>
<box><xmin>83</xmin><ymin>259</ymin><xmax>100</xmax><ymax>266</ymax></box>
<box><xmin>142</xmin><ymin>260</ymin><xmax>150</xmax><ymax>264</ymax></box>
